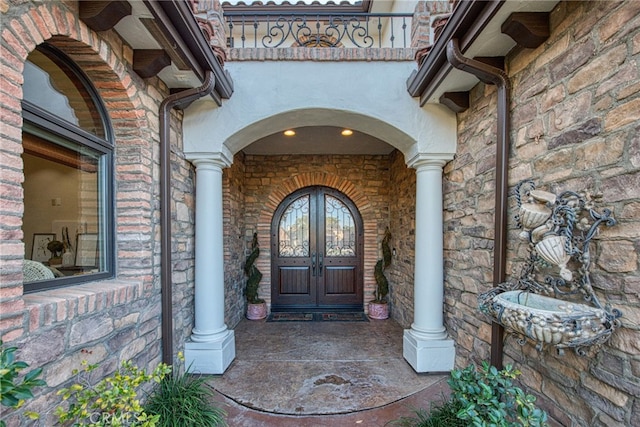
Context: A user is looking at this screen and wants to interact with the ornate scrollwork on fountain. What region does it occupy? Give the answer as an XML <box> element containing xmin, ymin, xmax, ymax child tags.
<box><xmin>478</xmin><ymin>179</ymin><xmax>623</xmax><ymax>355</ymax></box>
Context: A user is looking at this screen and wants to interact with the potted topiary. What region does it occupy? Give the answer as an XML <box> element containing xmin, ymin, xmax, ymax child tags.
<box><xmin>244</xmin><ymin>232</ymin><xmax>266</xmax><ymax>320</ymax></box>
<box><xmin>368</xmin><ymin>227</ymin><xmax>392</xmax><ymax>320</ymax></box>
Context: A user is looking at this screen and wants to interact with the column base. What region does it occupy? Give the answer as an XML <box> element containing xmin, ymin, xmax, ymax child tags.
<box><xmin>184</xmin><ymin>329</ymin><xmax>235</xmax><ymax>374</ymax></box>
<box><xmin>403</xmin><ymin>329</ymin><xmax>455</xmax><ymax>373</ymax></box>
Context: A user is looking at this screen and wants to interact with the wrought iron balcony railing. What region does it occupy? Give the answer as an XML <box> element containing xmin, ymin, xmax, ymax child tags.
<box><xmin>224</xmin><ymin>12</ymin><xmax>414</xmax><ymax>48</ymax></box>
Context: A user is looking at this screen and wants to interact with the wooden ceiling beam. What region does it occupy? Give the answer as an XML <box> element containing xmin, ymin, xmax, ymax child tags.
<box><xmin>79</xmin><ymin>1</ymin><xmax>132</xmax><ymax>32</ymax></box>
<box><xmin>501</xmin><ymin>12</ymin><xmax>550</xmax><ymax>49</ymax></box>
<box><xmin>133</xmin><ymin>49</ymin><xmax>171</xmax><ymax>79</ymax></box>
<box><xmin>473</xmin><ymin>56</ymin><xmax>505</xmax><ymax>71</ymax></box>
<box><xmin>439</xmin><ymin>91</ymin><xmax>469</xmax><ymax>113</ymax></box>
<box><xmin>140</xmin><ymin>17</ymin><xmax>192</xmax><ymax>71</ymax></box>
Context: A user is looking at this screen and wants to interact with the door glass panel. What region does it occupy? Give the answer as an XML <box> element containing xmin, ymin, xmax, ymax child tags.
<box><xmin>278</xmin><ymin>195</ymin><xmax>310</xmax><ymax>257</ymax></box>
<box><xmin>325</xmin><ymin>195</ymin><xmax>355</xmax><ymax>256</ymax></box>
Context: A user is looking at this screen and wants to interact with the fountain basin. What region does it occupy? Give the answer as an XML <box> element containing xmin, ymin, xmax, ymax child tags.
<box><xmin>481</xmin><ymin>290</ymin><xmax>614</xmax><ymax>348</ymax></box>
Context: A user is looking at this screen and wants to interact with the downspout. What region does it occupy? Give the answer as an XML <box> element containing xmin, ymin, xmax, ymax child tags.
<box><xmin>160</xmin><ymin>71</ymin><xmax>215</xmax><ymax>365</ymax></box>
<box><xmin>446</xmin><ymin>39</ymin><xmax>510</xmax><ymax>369</ymax></box>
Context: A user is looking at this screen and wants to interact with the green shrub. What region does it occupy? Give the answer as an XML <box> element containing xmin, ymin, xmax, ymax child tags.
<box><xmin>55</xmin><ymin>359</ymin><xmax>171</xmax><ymax>427</ymax></box>
<box><xmin>449</xmin><ymin>362</ymin><xmax>548</xmax><ymax>427</ymax></box>
<box><xmin>388</xmin><ymin>399</ymin><xmax>466</xmax><ymax>427</ymax></box>
<box><xmin>388</xmin><ymin>362</ymin><xmax>548</xmax><ymax>427</ymax></box>
<box><xmin>0</xmin><ymin>339</ymin><xmax>46</xmax><ymax>426</ymax></box>
<box><xmin>144</xmin><ymin>359</ymin><xmax>226</xmax><ymax>427</ymax></box>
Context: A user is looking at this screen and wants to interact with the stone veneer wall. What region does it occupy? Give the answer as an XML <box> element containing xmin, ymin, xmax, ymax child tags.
<box><xmin>0</xmin><ymin>1</ymin><xmax>195</xmax><ymax>424</ymax></box>
<box><xmin>227</xmin><ymin>47</ymin><xmax>416</xmax><ymax>61</ymax></box>
<box><xmin>388</xmin><ymin>150</ymin><xmax>416</xmax><ymax>328</ymax></box>
<box><xmin>238</xmin><ymin>154</ymin><xmax>400</xmax><ymax>316</ymax></box>
<box><xmin>443</xmin><ymin>1</ymin><xmax>639</xmax><ymax>425</ymax></box>
<box><xmin>223</xmin><ymin>152</ymin><xmax>247</xmax><ymax>328</ymax></box>
<box><xmin>169</xmin><ymin>112</ymin><xmax>197</xmax><ymax>357</ymax></box>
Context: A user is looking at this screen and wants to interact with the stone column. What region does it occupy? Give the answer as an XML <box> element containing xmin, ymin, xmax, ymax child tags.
<box><xmin>184</xmin><ymin>157</ymin><xmax>235</xmax><ymax>374</ymax></box>
<box><xmin>403</xmin><ymin>155</ymin><xmax>455</xmax><ymax>372</ymax></box>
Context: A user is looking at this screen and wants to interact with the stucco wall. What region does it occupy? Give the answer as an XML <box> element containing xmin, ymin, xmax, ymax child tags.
<box><xmin>0</xmin><ymin>1</ymin><xmax>195</xmax><ymax>424</ymax></box>
<box><xmin>183</xmin><ymin>60</ymin><xmax>457</xmax><ymax>162</ymax></box>
<box><xmin>443</xmin><ymin>1</ymin><xmax>639</xmax><ymax>425</ymax></box>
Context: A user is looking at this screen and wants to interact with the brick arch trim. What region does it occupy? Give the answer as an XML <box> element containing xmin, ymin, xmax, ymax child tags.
<box><xmin>259</xmin><ymin>172</ymin><xmax>371</xmax><ymax>223</ymax></box>
<box><xmin>2</xmin><ymin>1</ymin><xmax>158</xmax><ymax>285</ymax></box>
<box><xmin>1</xmin><ymin>2</ymin><xmax>142</xmax><ymax>124</ymax></box>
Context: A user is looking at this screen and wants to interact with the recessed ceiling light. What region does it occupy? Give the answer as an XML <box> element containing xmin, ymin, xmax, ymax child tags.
<box><xmin>341</xmin><ymin>129</ymin><xmax>353</xmax><ymax>136</ymax></box>
<box><xmin>284</xmin><ymin>129</ymin><xmax>296</xmax><ymax>136</ymax></box>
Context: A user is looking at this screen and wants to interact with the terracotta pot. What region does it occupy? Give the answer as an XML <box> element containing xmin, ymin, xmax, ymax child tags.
<box><xmin>246</xmin><ymin>302</ymin><xmax>267</xmax><ymax>320</ymax></box>
<box><xmin>368</xmin><ymin>301</ymin><xmax>389</xmax><ymax>320</ymax></box>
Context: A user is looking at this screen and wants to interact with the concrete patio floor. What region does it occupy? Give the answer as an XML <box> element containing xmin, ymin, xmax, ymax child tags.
<box><xmin>205</xmin><ymin>317</ymin><xmax>449</xmax><ymax>426</ymax></box>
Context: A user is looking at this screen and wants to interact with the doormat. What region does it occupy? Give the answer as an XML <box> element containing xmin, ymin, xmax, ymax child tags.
<box><xmin>267</xmin><ymin>312</ymin><xmax>314</xmax><ymax>322</ymax></box>
<box><xmin>266</xmin><ymin>312</ymin><xmax>369</xmax><ymax>322</ymax></box>
<box><xmin>320</xmin><ymin>312</ymin><xmax>369</xmax><ymax>322</ymax></box>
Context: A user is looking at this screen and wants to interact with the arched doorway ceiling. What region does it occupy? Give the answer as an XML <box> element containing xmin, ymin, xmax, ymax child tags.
<box><xmin>183</xmin><ymin>61</ymin><xmax>457</xmax><ymax>163</ymax></box>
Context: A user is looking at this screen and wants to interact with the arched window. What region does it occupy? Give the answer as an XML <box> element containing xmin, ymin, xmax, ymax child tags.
<box><xmin>22</xmin><ymin>44</ymin><xmax>114</xmax><ymax>292</ymax></box>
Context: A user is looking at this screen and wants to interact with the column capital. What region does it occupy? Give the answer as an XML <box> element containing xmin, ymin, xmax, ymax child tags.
<box><xmin>406</xmin><ymin>153</ymin><xmax>453</xmax><ymax>170</ymax></box>
<box><xmin>187</xmin><ymin>150</ymin><xmax>233</xmax><ymax>169</ymax></box>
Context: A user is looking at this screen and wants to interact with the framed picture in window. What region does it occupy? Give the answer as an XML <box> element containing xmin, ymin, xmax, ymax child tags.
<box><xmin>32</xmin><ymin>233</ymin><xmax>56</xmax><ymax>262</ymax></box>
<box><xmin>75</xmin><ymin>233</ymin><xmax>98</xmax><ymax>267</ymax></box>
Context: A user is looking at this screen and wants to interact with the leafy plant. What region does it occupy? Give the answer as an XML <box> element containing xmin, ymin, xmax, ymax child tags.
<box><xmin>55</xmin><ymin>359</ymin><xmax>171</xmax><ymax>427</ymax></box>
<box><xmin>0</xmin><ymin>340</ymin><xmax>46</xmax><ymax>426</ymax></box>
<box><xmin>372</xmin><ymin>227</ymin><xmax>392</xmax><ymax>303</ymax></box>
<box><xmin>244</xmin><ymin>232</ymin><xmax>264</xmax><ymax>304</ymax></box>
<box><xmin>388</xmin><ymin>399</ymin><xmax>466</xmax><ymax>427</ymax></box>
<box><xmin>144</xmin><ymin>355</ymin><xmax>227</xmax><ymax>427</ymax></box>
<box><xmin>449</xmin><ymin>362</ymin><xmax>548</xmax><ymax>427</ymax></box>
<box><xmin>388</xmin><ymin>362</ymin><xmax>548</xmax><ymax>427</ymax></box>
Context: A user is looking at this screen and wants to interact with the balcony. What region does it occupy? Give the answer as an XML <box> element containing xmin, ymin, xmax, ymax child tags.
<box><xmin>224</xmin><ymin>11</ymin><xmax>414</xmax><ymax>49</ymax></box>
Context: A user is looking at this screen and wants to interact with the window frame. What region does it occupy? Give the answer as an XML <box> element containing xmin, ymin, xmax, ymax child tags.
<box><xmin>22</xmin><ymin>44</ymin><xmax>115</xmax><ymax>293</ymax></box>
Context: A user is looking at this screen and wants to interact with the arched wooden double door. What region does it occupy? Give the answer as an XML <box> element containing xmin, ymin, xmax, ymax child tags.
<box><xmin>271</xmin><ymin>186</ymin><xmax>364</xmax><ymax>311</ymax></box>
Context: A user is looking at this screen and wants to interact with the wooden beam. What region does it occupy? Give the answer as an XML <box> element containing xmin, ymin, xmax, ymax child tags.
<box><xmin>79</xmin><ymin>1</ymin><xmax>132</xmax><ymax>32</ymax></box>
<box><xmin>133</xmin><ymin>49</ymin><xmax>171</xmax><ymax>79</ymax></box>
<box><xmin>501</xmin><ymin>12</ymin><xmax>550</xmax><ymax>49</ymax></box>
<box><xmin>439</xmin><ymin>91</ymin><xmax>469</xmax><ymax>113</ymax></box>
<box><xmin>473</xmin><ymin>56</ymin><xmax>505</xmax><ymax>71</ymax></box>
<box><xmin>140</xmin><ymin>18</ymin><xmax>192</xmax><ymax>71</ymax></box>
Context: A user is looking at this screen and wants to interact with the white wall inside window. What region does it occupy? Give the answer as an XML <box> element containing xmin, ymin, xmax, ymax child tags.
<box><xmin>23</xmin><ymin>153</ymin><xmax>98</xmax><ymax>261</ymax></box>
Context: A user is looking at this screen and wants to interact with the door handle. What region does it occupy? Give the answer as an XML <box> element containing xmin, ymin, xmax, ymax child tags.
<box><xmin>318</xmin><ymin>253</ymin><xmax>323</xmax><ymax>276</ymax></box>
<box><xmin>311</xmin><ymin>252</ymin><xmax>316</xmax><ymax>276</ymax></box>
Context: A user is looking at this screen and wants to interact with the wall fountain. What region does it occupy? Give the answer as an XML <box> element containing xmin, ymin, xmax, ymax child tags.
<box><xmin>478</xmin><ymin>179</ymin><xmax>623</xmax><ymax>355</ymax></box>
